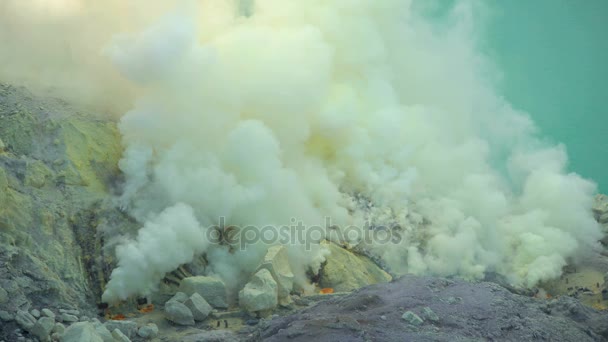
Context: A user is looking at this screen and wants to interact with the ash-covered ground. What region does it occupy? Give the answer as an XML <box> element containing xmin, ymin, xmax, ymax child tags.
<box><xmin>255</xmin><ymin>275</ymin><xmax>608</xmax><ymax>342</ymax></box>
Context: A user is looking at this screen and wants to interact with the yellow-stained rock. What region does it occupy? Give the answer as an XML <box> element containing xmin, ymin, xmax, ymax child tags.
<box><xmin>59</xmin><ymin>119</ymin><xmax>122</xmax><ymax>192</ymax></box>
<box><xmin>319</xmin><ymin>242</ymin><xmax>392</xmax><ymax>292</ymax></box>
<box><xmin>25</xmin><ymin>160</ymin><xmax>53</xmax><ymax>188</ymax></box>
<box><xmin>0</xmin><ymin>84</ymin><xmax>128</xmax><ymax>310</ymax></box>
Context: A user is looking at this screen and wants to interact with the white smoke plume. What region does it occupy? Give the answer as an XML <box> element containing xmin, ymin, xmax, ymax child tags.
<box><xmin>13</xmin><ymin>0</ymin><xmax>598</xmax><ymax>303</ymax></box>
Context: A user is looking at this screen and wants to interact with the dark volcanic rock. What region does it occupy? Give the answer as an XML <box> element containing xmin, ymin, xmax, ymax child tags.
<box><xmin>257</xmin><ymin>275</ymin><xmax>608</xmax><ymax>342</ymax></box>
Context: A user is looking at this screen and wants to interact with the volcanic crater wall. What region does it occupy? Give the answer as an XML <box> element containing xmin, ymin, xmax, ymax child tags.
<box><xmin>0</xmin><ymin>84</ymin><xmax>128</xmax><ymax>312</ymax></box>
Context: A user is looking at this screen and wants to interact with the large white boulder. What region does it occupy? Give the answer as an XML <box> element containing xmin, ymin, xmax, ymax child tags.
<box><xmin>239</xmin><ymin>269</ymin><xmax>278</xmax><ymax>313</ymax></box>
<box><xmin>256</xmin><ymin>246</ymin><xmax>294</xmax><ymax>305</ymax></box>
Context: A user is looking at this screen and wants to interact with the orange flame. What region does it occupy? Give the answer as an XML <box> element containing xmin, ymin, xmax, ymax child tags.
<box><xmin>139</xmin><ymin>304</ymin><xmax>155</xmax><ymax>313</ymax></box>
<box><xmin>319</xmin><ymin>288</ymin><xmax>334</xmax><ymax>294</ymax></box>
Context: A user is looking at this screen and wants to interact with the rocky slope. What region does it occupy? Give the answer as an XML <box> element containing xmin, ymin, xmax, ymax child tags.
<box><xmin>0</xmin><ymin>84</ymin><xmax>136</xmax><ymax>340</ymax></box>
<box><xmin>256</xmin><ymin>275</ymin><xmax>608</xmax><ymax>342</ymax></box>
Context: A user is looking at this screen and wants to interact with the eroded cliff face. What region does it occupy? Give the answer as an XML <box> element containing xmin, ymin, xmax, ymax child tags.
<box><xmin>0</xmin><ymin>83</ymin><xmax>129</xmax><ymax>312</ymax></box>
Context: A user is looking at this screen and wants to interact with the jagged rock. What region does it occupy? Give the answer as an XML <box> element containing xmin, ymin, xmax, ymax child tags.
<box><xmin>30</xmin><ymin>316</ymin><xmax>54</xmax><ymax>341</ymax></box>
<box><xmin>112</xmin><ymin>328</ymin><xmax>132</xmax><ymax>342</ymax></box>
<box><xmin>256</xmin><ymin>246</ymin><xmax>294</xmax><ymax>305</ymax></box>
<box><xmin>60</xmin><ymin>313</ymin><xmax>78</xmax><ymax>323</ymax></box>
<box><xmin>15</xmin><ymin>310</ymin><xmax>37</xmax><ymax>330</ymax></box>
<box><xmin>164</xmin><ymin>300</ymin><xmax>195</xmax><ymax>326</ymax></box>
<box><xmin>422</xmin><ymin>307</ymin><xmax>439</xmax><ymax>322</ymax></box>
<box><xmin>137</xmin><ymin>323</ymin><xmax>159</xmax><ymax>339</ymax></box>
<box><xmin>0</xmin><ymin>310</ymin><xmax>13</xmax><ymax>321</ymax></box>
<box><xmin>239</xmin><ymin>268</ymin><xmax>278</xmax><ymax>313</ymax></box>
<box><xmin>593</xmin><ymin>194</ymin><xmax>608</xmax><ymax>218</ymax></box>
<box><xmin>167</xmin><ymin>292</ymin><xmax>189</xmax><ymax>304</ymax></box>
<box><xmin>401</xmin><ymin>311</ymin><xmax>424</xmax><ymax>326</ymax></box>
<box><xmin>93</xmin><ymin>321</ymin><xmax>113</xmax><ymax>342</ymax></box>
<box><xmin>319</xmin><ymin>242</ymin><xmax>392</xmax><ymax>292</ymax></box>
<box><xmin>62</xmin><ymin>322</ymin><xmax>103</xmax><ymax>342</ymax></box>
<box><xmin>179</xmin><ymin>276</ymin><xmax>228</xmax><ymax>308</ymax></box>
<box><xmin>184</xmin><ymin>293</ymin><xmax>213</xmax><ymax>321</ymax></box>
<box><xmin>103</xmin><ymin>320</ymin><xmax>138</xmax><ymax>339</ymax></box>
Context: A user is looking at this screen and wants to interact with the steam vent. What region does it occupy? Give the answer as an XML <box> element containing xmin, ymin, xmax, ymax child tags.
<box><xmin>1</xmin><ymin>1</ymin><xmax>607</xmax><ymax>341</ymax></box>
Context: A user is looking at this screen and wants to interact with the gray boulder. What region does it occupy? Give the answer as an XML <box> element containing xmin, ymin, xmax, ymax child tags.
<box><xmin>103</xmin><ymin>320</ymin><xmax>137</xmax><ymax>339</ymax></box>
<box><xmin>93</xmin><ymin>321</ymin><xmax>114</xmax><ymax>342</ymax></box>
<box><xmin>184</xmin><ymin>293</ymin><xmax>213</xmax><ymax>321</ymax></box>
<box><xmin>402</xmin><ymin>311</ymin><xmax>424</xmax><ymax>326</ymax></box>
<box><xmin>112</xmin><ymin>328</ymin><xmax>131</xmax><ymax>342</ymax></box>
<box><xmin>179</xmin><ymin>276</ymin><xmax>228</xmax><ymax>309</ymax></box>
<box><xmin>15</xmin><ymin>310</ymin><xmax>37</xmax><ymax>330</ymax></box>
<box><xmin>137</xmin><ymin>323</ymin><xmax>159</xmax><ymax>339</ymax></box>
<box><xmin>167</xmin><ymin>292</ymin><xmax>189</xmax><ymax>304</ymax></box>
<box><xmin>164</xmin><ymin>300</ymin><xmax>195</xmax><ymax>326</ymax></box>
<box><xmin>30</xmin><ymin>309</ymin><xmax>40</xmax><ymax>318</ymax></box>
<box><xmin>41</xmin><ymin>309</ymin><xmax>55</xmax><ymax>319</ymax></box>
<box><xmin>422</xmin><ymin>306</ymin><xmax>439</xmax><ymax>322</ymax></box>
<box><xmin>62</xmin><ymin>322</ymin><xmax>103</xmax><ymax>342</ymax></box>
<box><xmin>30</xmin><ymin>316</ymin><xmax>55</xmax><ymax>341</ymax></box>
<box><xmin>239</xmin><ymin>268</ymin><xmax>278</xmax><ymax>313</ymax></box>
<box><xmin>60</xmin><ymin>313</ymin><xmax>78</xmax><ymax>323</ymax></box>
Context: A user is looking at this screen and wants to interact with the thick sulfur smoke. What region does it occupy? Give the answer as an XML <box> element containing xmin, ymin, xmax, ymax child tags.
<box><xmin>99</xmin><ymin>0</ymin><xmax>602</xmax><ymax>303</ymax></box>
<box><xmin>0</xmin><ymin>0</ymin><xmax>183</xmax><ymax>114</ymax></box>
